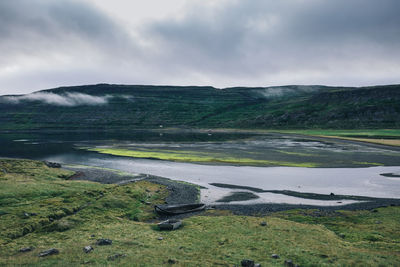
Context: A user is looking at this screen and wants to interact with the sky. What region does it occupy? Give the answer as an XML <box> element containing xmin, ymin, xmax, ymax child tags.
<box><xmin>1</xmin><ymin>0</ymin><xmax>400</xmax><ymax>95</ymax></box>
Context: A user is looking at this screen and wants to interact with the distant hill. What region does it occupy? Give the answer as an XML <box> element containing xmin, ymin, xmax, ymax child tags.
<box><xmin>0</xmin><ymin>84</ymin><xmax>399</xmax><ymax>131</ymax></box>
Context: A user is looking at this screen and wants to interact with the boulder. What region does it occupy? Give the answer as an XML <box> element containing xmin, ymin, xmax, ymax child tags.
<box><xmin>38</xmin><ymin>248</ymin><xmax>59</xmax><ymax>257</ymax></box>
<box><xmin>158</xmin><ymin>219</ymin><xmax>182</xmax><ymax>231</ymax></box>
<box><xmin>241</xmin><ymin>259</ymin><xmax>255</xmax><ymax>267</ymax></box>
<box><xmin>96</xmin><ymin>239</ymin><xmax>112</xmax><ymax>245</ymax></box>
<box><xmin>19</xmin><ymin>247</ymin><xmax>34</xmax><ymax>253</ymax></box>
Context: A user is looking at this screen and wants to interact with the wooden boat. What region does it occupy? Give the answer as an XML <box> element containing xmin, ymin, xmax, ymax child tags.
<box><xmin>154</xmin><ymin>203</ymin><xmax>206</xmax><ymax>215</ymax></box>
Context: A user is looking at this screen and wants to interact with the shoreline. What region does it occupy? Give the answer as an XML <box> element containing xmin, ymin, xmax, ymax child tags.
<box><xmin>65</xmin><ymin>164</ymin><xmax>400</xmax><ymax>216</ymax></box>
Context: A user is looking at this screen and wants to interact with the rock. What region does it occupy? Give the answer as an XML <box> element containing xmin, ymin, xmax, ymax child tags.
<box><xmin>271</xmin><ymin>254</ymin><xmax>279</xmax><ymax>259</ymax></box>
<box><xmin>260</xmin><ymin>221</ymin><xmax>267</xmax><ymax>226</ymax></box>
<box><xmin>168</xmin><ymin>259</ymin><xmax>177</xmax><ymax>264</ymax></box>
<box><xmin>372</xmin><ymin>209</ymin><xmax>378</xmax><ymax>213</ymax></box>
<box><xmin>254</xmin><ymin>264</ymin><xmax>261</xmax><ymax>267</ymax></box>
<box><xmin>338</xmin><ymin>233</ymin><xmax>346</xmax><ymax>238</ymax></box>
<box><xmin>330</xmin><ymin>192</ymin><xmax>335</xmax><ymax>196</ymax></box>
<box><xmin>107</xmin><ymin>253</ymin><xmax>126</xmax><ymax>261</ymax></box>
<box><xmin>38</xmin><ymin>248</ymin><xmax>59</xmax><ymax>257</ymax></box>
<box><xmin>19</xmin><ymin>247</ymin><xmax>34</xmax><ymax>253</ymax></box>
<box><xmin>91</xmin><ymin>234</ymin><xmax>96</xmax><ymax>237</ymax></box>
<box><xmin>96</xmin><ymin>239</ymin><xmax>112</xmax><ymax>246</ymax></box>
<box><xmin>83</xmin><ymin>246</ymin><xmax>93</xmax><ymax>253</ymax></box>
<box><xmin>44</xmin><ymin>161</ymin><xmax>61</xmax><ymax>168</ymax></box>
<box><xmin>145</xmin><ymin>201</ymin><xmax>151</xmax><ymax>205</ymax></box>
<box><xmin>241</xmin><ymin>259</ymin><xmax>255</xmax><ymax>267</ymax></box>
<box><xmin>158</xmin><ymin>219</ymin><xmax>182</xmax><ymax>231</ymax></box>
<box><xmin>23</xmin><ymin>212</ymin><xmax>37</xmax><ymax>218</ymax></box>
<box><xmin>158</xmin><ymin>237</ymin><xmax>164</xmax><ymax>240</ymax></box>
<box><xmin>284</xmin><ymin>259</ymin><xmax>294</xmax><ymax>267</ymax></box>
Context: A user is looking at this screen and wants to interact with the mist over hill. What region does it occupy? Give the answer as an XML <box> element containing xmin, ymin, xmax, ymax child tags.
<box><xmin>0</xmin><ymin>84</ymin><xmax>399</xmax><ymax>131</ymax></box>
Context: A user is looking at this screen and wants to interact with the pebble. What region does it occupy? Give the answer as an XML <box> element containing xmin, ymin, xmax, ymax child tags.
<box><xmin>260</xmin><ymin>221</ymin><xmax>267</xmax><ymax>226</ymax></box>
<box><xmin>158</xmin><ymin>237</ymin><xmax>164</xmax><ymax>240</ymax></box>
<box><xmin>83</xmin><ymin>246</ymin><xmax>93</xmax><ymax>253</ymax></box>
<box><xmin>96</xmin><ymin>239</ymin><xmax>112</xmax><ymax>246</ymax></box>
<box><xmin>168</xmin><ymin>259</ymin><xmax>177</xmax><ymax>264</ymax></box>
<box><xmin>38</xmin><ymin>248</ymin><xmax>59</xmax><ymax>257</ymax></box>
<box><xmin>271</xmin><ymin>254</ymin><xmax>279</xmax><ymax>259</ymax></box>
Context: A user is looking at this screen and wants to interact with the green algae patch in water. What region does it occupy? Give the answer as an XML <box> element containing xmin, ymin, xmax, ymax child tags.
<box><xmin>86</xmin><ymin>147</ymin><xmax>320</xmax><ymax>167</ymax></box>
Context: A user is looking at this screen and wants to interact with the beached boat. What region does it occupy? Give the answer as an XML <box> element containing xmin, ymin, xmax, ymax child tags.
<box><xmin>154</xmin><ymin>203</ymin><xmax>206</xmax><ymax>215</ymax></box>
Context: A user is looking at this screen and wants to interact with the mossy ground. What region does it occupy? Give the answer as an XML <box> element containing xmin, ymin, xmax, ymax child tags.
<box><xmin>1</xmin><ymin>159</ymin><xmax>399</xmax><ymax>266</ymax></box>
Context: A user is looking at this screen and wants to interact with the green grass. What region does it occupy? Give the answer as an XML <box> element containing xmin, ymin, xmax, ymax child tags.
<box><xmin>86</xmin><ymin>147</ymin><xmax>319</xmax><ymax>167</ymax></box>
<box><xmin>273</xmin><ymin>129</ymin><xmax>400</xmax><ymax>138</ymax></box>
<box><xmin>1</xmin><ymin>158</ymin><xmax>400</xmax><ymax>266</ymax></box>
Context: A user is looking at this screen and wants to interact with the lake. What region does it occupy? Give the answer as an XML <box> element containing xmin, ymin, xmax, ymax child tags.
<box><xmin>1</xmin><ymin>130</ymin><xmax>399</xmax><ymax>205</ymax></box>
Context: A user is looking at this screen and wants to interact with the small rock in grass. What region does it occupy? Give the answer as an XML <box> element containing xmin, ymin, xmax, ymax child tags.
<box><xmin>338</xmin><ymin>233</ymin><xmax>345</xmax><ymax>238</ymax></box>
<box><xmin>91</xmin><ymin>234</ymin><xmax>95</xmax><ymax>238</ymax></box>
<box><xmin>96</xmin><ymin>239</ymin><xmax>112</xmax><ymax>246</ymax></box>
<box><xmin>376</xmin><ymin>220</ymin><xmax>382</xmax><ymax>224</ymax></box>
<box><xmin>284</xmin><ymin>259</ymin><xmax>294</xmax><ymax>267</ymax></box>
<box><xmin>254</xmin><ymin>264</ymin><xmax>261</xmax><ymax>267</ymax></box>
<box><xmin>38</xmin><ymin>248</ymin><xmax>59</xmax><ymax>257</ymax></box>
<box><xmin>158</xmin><ymin>237</ymin><xmax>164</xmax><ymax>240</ymax></box>
<box><xmin>168</xmin><ymin>259</ymin><xmax>177</xmax><ymax>264</ymax></box>
<box><xmin>241</xmin><ymin>259</ymin><xmax>255</xmax><ymax>267</ymax></box>
<box><xmin>372</xmin><ymin>209</ymin><xmax>378</xmax><ymax>213</ymax></box>
<box><xmin>83</xmin><ymin>246</ymin><xmax>93</xmax><ymax>253</ymax></box>
<box><xmin>107</xmin><ymin>253</ymin><xmax>126</xmax><ymax>261</ymax></box>
<box><xmin>260</xmin><ymin>221</ymin><xmax>267</xmax><ymax>226</ymax></box>
<box><xmin>19</xmin><ymin>247</ymin><xmax>34</xmax><ymax>253</ymax></box>
<box><xmin>271</xmin><ymin>254</ymin><xmax>279</xmax><ymax>259</ymax></box>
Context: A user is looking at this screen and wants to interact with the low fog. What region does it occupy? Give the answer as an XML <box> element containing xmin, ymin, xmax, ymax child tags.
<box><xmin>1</xmin><ymin>92</ymin><xmax>125</xmax><ymax>106</ymax></box>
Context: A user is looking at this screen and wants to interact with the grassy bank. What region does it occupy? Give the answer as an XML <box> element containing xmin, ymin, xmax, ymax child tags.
<box><xmin>273</xmin><ymin>129</ymin><xmax>400</xmax><ymax>146</ymax></box>
<box><xmin>1</xmin><ymin>159</ymin><xmax>400</xmax><ymax>266</ymax></box>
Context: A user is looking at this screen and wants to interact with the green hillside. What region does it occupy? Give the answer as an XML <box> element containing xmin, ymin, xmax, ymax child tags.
<box><xmin>0</xmin><ymin>84</ymin><xmax>399</xmax><ymax>131</ymax></box>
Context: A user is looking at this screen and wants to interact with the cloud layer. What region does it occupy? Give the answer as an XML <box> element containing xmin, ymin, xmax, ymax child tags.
<box><xmin>2</xmin><ymin>92</ymin><xmax>113</xmax><ymax>106</ymax></box>
<box><xmin>0</xmin><ymin>0</ymin><xmax>399</xmax><ymax>95</ymax></box>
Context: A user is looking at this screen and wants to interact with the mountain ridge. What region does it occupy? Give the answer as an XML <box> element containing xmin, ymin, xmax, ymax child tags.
<box><xmin>1</xmin><ymin>84</ymin><xmax>399</xmax><ymax>131</ymax></box>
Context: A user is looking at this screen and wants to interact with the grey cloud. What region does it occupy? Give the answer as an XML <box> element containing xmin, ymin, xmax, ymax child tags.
<box><xmin>147</xmin><ymin>0</ymin><xmax>400</xmax><ymax>79</ymax></box>
<box><xmin>0</xmin><ymin>0</ymin><xmax>137</xmax><ymax>64</ymax></box>
<box><xmin>2</xmin><ymin>92</ymin><xmax>112</xmax><ymax>106</ymax></box>
<box><xmin>1</xmin><ymin>0</ymin><xmax>400</xmax><ymax>94</ymax></box>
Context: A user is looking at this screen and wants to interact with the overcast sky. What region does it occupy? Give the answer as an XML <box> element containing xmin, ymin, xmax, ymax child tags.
<box><xmin>1</xmin><ymin>0</ymin><xmax>400</xmax><ymax>95</ymax></box>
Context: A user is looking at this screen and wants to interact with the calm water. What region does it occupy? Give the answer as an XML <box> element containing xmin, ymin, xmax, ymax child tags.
<box><xmin>1</xmin><ymin>131</ymin><xmax>399</xmax><ymax>205</ymax></box>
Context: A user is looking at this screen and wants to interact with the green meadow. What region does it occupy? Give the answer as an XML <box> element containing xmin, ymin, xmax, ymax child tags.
<box><xmin>1</xmin><ymin>158</ymin><xmax>400</xmax><ymax>266</ymax></box>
